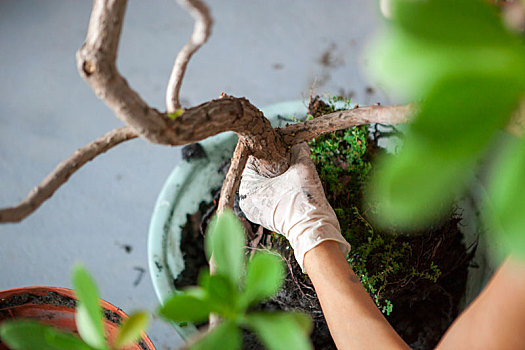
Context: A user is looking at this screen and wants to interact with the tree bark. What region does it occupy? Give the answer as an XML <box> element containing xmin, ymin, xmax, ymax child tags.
<box><xmin>216</xmin><ymin>140</ymin><xmax>249</xmax><ymax>213</ymax></box>
<box><xmin>279</xmin><ymin>104</ymin><xmax>413</xmax><ymax>144</ymax></box>
<box><xmin>166</xmin><ymin>0</ymin><xmax>213</xmax><ymax>113</ymax></box>
<box><xmin>0</xmin><ymin>0</ymin><xmax>415</xmax><ymax>224</ymax></box>
<box><xmin>76</xmin><ymin>1</ymin><xmax>289</xmax><ymax>173</ymax></box>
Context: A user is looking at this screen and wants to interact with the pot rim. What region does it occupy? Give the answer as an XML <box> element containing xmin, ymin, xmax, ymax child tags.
<box><xmin>1</xmin><ymin>286</ymin><xmax>115</xmax><ymax>313</ymax></box>
<box><xmin>0</xmin><ymin>286</ymin><xmax>156</xmax><ymax>349</ymax></box>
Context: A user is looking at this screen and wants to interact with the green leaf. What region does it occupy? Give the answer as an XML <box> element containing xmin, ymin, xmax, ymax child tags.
<box><xmin>367</xmin><ymin>0</ymin><xmax>525</xmax><ymax>233</ymax></box>
<box><xmin>486</xmin><ymin>137</ymin><xmax>525</xmax><ymax>259</ymax></box>
<box><xmin>370</xmin><ymin>74</ymin><xmax>523</xmax><ymax>227</ymax></box>
<box><xmin>392</xmin><ymin>0</ymin><xmax>518</xmax><ymax>46</ymax></box>
<box><xmin>196</xmin><ymin>270</ymin><xmax>238</xmax><ymax>317</ymax></box>
<box><xmin>0</xmin><ymin>320</ymin><xmax>92</xmax><ymax>350</ymax></box>
<box><xmin>198</xmin><ymin>270</ymin><xmax>235</xmax><ymax>303</ymax></box>
<box><xmin>72</xmin><ymin>265</ymin><xmax>106</xmax><ymax>349</ymax></box>
<box><xmin>45</xmin><ymin>328</ymin><xmax>94</xmax><ymax>350</ymax></box>
<box><xmin>114</xmin><ymin>311</ymin><xmax>149</xmax><ymax>349</ymax></box>
<box><xmin>287</xmin><ymin>312</ymin><xmax>313</xmax><ymax>334</ymax></box>
<box><xmin>184</xmin><ymin>286</ymin><xmax>208</xmax><ymax>300</ymax></box>
<box><xmin>243</xmin><ymin>312</ymin><xmax>313</xmax><ymax>350</ymax></box>
<box><xmin>367</xmin><ymin>0</ymin><xmax>525</xmax><ymax>100</ymax></box>
<box><xmin>368</xmin><ymin>28</ymin><xmax>525</xmax><ymax>100</ymax></box>
<box><xmin>207</xmin><ymin>274</ymin><xmax>237</xmax><ymax>316</ymax></box>
<box><xmin>197</xmin><ymin>268</ymin><xmax>211</xmax><ymax>288</ymax></box>
<box><xmin>205</xmin><ymin>210</ymin><xmax>246</xmax><ymax>286</ymax></box>
<box><xmin>240</xmin><ymin>252</ymin><xmax>285</xmax><ymax>308</ymax></box>
<box><xmin>75</xmin><ymin>305</ymin><xmax>108</xmax><ymax>350</ymax></box>
<box><xmin>159</xmin><ymin>294</ymin><xmax>212</xmax><ymax>323</ymax></box>
<box><xmin>189</xmin><ymin>321</ymin><xmax>241</xmax><ymax>350</ymax></box>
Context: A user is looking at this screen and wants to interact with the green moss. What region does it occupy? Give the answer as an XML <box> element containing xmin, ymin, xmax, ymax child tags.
<box><xmin>308</xmin><ymin>97</ymin><xmax>441</xmax><ymax>315</ymax></box>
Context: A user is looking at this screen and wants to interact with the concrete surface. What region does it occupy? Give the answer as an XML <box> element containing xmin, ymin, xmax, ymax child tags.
<box><xmin>0</xmin><ymin>1</ymin><xmax>388</xmax><ymax>348</ymax></box>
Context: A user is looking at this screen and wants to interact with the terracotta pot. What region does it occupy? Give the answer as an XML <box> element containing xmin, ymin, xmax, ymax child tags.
<box><xmin>0</xmin><ymin>286</ymin><xmax>155</xmax><ymax>350</ymax></box>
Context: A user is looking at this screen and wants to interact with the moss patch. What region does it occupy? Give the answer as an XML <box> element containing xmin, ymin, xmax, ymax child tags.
<box><xmin>308</xmin><ymin>96</ymin><xmax>455</xmax><ymax>317</ymax></box>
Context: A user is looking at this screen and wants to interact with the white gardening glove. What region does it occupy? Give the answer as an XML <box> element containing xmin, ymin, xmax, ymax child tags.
<box><xmin>239</xmin><ymin>143</ymin><xmax>351</xmax><ymax>271</ymax></box>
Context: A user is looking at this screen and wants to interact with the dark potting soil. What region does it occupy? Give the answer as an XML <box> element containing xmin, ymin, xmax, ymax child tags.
<box><xmin>182</xmin><ymin>142</ymin><xmax>208</xmax><ymax>161</ymax></box>
<box><xmin>0</xmin><ymin>291</ymin><xmax>77</xmax><ymax>310</ymax></box>
<box><xmin>176</xmin><ymin>190</ymin><xmax>471</xmax><ymax>350</ymax></box>
<box><xmin>175</xmin><ymin>128</ymin><xmax>472</xmax><ymax>349</ymax></box>
<box><xmin>0</xmin><ymin>291</ymin><xmax>150</xmax><ymax>350</ymax></box>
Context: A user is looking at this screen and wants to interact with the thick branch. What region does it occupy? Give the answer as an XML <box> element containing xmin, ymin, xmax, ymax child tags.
<box><xmin>171</xmin><ymin>96</ymin><xmax>289</xmax><ymax>175</ymax></box>
<box><xmin>278</xmin><ymin>104</ymin><xmax>414</xmax><ymax>145</ymax></box>
<box><xmin>0</xmin><ymin>127</ymin><xmax>137</xmax><ymax>223</ymax></box>
<box><xmin>217</xmin><ymin>139</ymin><xmax>249</xmax><ymax>213</ymax></box>
<box><xmin>77</xmin><ymin>1</ymin><xmax>412</xmax><ymax>165</ymax></box>
<box><xmin>1</xmin><ymin>100</ymin><xmax>413</xmax><ymax>224</ymax></box>
<box><xmin>166</xmin><ymin>0</ymin><xmax>213</xmax><ymax>112</ymax></box>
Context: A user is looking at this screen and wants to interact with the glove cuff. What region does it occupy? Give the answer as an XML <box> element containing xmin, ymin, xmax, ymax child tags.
<box><xmin>291</xmin><ymin>224</ymin><xmax>351</xmax><ymax>272</ymax></box>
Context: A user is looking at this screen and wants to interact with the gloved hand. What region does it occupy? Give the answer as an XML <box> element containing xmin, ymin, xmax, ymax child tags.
<box><xmin>239</xmin><ymin>143</ymin><xmax>351</xmax><ymax>271</ymax></box>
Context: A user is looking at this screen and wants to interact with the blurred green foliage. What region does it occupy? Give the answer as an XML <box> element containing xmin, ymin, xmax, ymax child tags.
<box><xmin>368</xmin><ymin>0</ymin><xmax>525</xmax><ymax>258</ymax></box>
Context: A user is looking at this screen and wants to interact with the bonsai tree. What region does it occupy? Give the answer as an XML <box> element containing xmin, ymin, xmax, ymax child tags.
<box><xmin>0</xmin><ymin>0</ymin><xmax>411</xmax><ymax>224</ymax></box>
<box><xmin>2</xmin><ymin>0</ymin><xmax>523</xmax><ymax>270</ymax></box>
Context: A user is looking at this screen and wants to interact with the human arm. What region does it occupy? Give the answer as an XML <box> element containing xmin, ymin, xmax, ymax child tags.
<box><xmin>239</xmin><ymin>143</ymin><xmax>408</xmax><ymax>349</ymax></box>
<box><xmin>304</xmin><ymin>240</ymin><xmax>409</xmax><ymax>349</ymax></box>
<box><xmin>437</xmin><ymin>257</ymin><xmax>525</xmax><ymax>349</ymax></box>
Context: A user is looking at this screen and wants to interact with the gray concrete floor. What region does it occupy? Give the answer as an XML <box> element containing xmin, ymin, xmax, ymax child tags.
<box><xmin>0</xmin><ymin>1</ymin><xmax>389</xmax><ymax>348</ymax></box>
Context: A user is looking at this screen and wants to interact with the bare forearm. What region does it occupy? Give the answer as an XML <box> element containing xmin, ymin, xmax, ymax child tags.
<box><xmin>437</xmin><ymin>257</ymin><xmax>525</xmax><ymax>349</ymax></box>
<box><xmin>304</xmin><ymin>241</ymin><xmax>409</xmax><ymax>350</ymax></box>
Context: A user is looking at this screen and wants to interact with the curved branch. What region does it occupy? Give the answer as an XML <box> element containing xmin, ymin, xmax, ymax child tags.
<box><xmin>77</xmin><ymin>0</ymin><xmax>177</xmax><ymax>145</ymax></box>
<box><xmin>76</xmin><ymin>1</ymin><xmax>287</xmax><ymax>172</ymax></box>
<box><xmin>166</xmin><ymin>0</ymin><xmax>213</xmax><ymax>113</ymax></box>
<box><xmin>170</xmin><ymin>96</ymin><xmax>290</xmax><ymax>175</ymax></box>
<box><xmin>279</xmin><ymin>104</ymin><xmax>414</xmax><ymax>145</ymax></box>
<box><xmin>0</xmin><ymin>102</ymin><xmax>414</xmax><ymax>224</ymax></box>
<box><xmin>0</xmin><ymin>127</ymin><xmax>137</xmax><ymax>223</ymax></box>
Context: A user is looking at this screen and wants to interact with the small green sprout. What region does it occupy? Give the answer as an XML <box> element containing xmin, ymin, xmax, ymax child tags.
<box><xmin>159</xmin><ymin>210</ymin><xmax>313</xmax><ymax>350</ymax></box>
<box><xmin>167</xmin><ymin>108</ymin><xmax>185</xmax><ymax>120</ymax></box>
